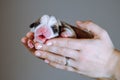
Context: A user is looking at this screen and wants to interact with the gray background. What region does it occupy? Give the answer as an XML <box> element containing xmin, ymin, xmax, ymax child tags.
<box><xmin>0</xmin><ymin>0</ymin><xmax>120</xmax><ymax>80</ymax></box>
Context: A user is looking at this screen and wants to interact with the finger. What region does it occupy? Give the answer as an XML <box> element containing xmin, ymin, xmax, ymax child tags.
<box><xmin>21</xmin><ymin>37</ymin><xmax>35</xmax><ymax>53</ymax></box>
<box><xmin>48</xmin><ymin>62</ymin><xmax>77</xmax><ymax>72</ymax></box>
<box><xmin>35</xmin><ymin>43</ymin><xmax>79</xmax><ymax>60</ymax></box>
<box><xmin>35</xmin><ymin>50</ymin><xmax>78</xmax><ymax>68</ymax></box>
<box><xmin>76</xmin><ymin>21</ymin><xmax>105</xmax><ymax>39</ymax></box>
<box><xmin>60</xmin><ymin>28</ymin><xmax>75</xmax><ymax>38</ymax></box>
<box><xmin>45</xmin><ymin>38</ymin><xmax>89</xmax><ymax>50</ymax></box>
<box><xmin>21</xmin><ymin>36</ymin><xmax>28</xmax><ymax>44</ymax></box>
<box><xmin>35</xmin><ymin>50</ymin><xmax>66</xmax><ymax>65</ymax></box>
<box><xmin>26</xmin><ymin>32</ymin><xmax>34</xmax><ymax>39</ymax></box>
<box><xmin>27</xmin><ymin>39</ymin><xmax>34</xmax><ymax>49</ymax></box>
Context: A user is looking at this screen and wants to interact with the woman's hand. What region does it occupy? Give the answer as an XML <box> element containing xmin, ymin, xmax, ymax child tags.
<box><xmin>34</xmin><ymin>21</ymin><xmax>119</xmax><ymax>79</ymax></box>
<box><xmin>21</xmin><ymin>21</ymin><xmax>120</xmax><ymax>79</ymax></box>
<box><xmin>21</xmin><ymin>32</ymin><xmax>36</xmax><ymax>54</ymax></box>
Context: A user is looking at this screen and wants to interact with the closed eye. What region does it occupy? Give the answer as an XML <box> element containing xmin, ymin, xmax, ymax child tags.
<box><xmin>51</xmin><ymin>25</ymin><xmax>59</xmax><ymax>34</ymax></box>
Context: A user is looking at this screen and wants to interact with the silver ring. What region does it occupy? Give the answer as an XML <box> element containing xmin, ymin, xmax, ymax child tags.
<box><xmin>65</xmin><ymin>57</ymin><xmax>70</xmax><ymax>66</ymax></box>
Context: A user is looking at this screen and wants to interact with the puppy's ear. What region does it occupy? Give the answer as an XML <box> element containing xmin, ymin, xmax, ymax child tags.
<box><xmin>29</xmin><ymin>18</ymin><xmax>40</xmax><ymax>28</ymax></box>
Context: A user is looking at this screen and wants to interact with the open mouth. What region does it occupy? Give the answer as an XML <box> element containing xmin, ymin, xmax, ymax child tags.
<box><xmin>37</xmin><ymin>34</ymin><xmax>47</xmax><ymax>43</ymax></box>
<box><xmin>39</xmin><ymin>35</ymin><xmax>46</xmax><ymax>39</ymax></box>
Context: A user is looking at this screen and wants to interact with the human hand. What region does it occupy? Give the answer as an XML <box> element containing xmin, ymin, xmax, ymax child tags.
<box><xmin>21</xmin><ymin>32</ymin><xmax>36</xmax><ymax>55</ymax></box>
<box><xmin>34</xmin><ymin>21</ymin><xmax>119</xmax><ymax>79</ymax></box>
<box><xmin>20</xmin><ymin>27</ymin><xmax>78</xmax><ymax>58</ymax></box>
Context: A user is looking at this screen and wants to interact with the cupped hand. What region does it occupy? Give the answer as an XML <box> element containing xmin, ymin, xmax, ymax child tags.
<box><xmin>34</xmin><ymin>21</ymin><xmax>118</xmax><ymax>78</ymax></box>
<box><xmin>21</xmin><ymin>32</ymin><xmax>35</xmax><ymax>52</ymax></box>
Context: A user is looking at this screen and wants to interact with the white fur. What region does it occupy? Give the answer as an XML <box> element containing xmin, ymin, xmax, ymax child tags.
<box><xmin>48</xmin><ymin>16</ymin><xmax>57</xmax><ymax>26</ymax></box>
<box><xmin>33</xmin><ymin>15</ymin><xmax>59</xmax><ymax>40</ymax></box>
<box><xmin>31</xmin><ymin>15</ymin><xmax>57</xmax><ymax>32</ymax></box>
<box><xmin>41</xmin><ymin>15</ymin><xmax>49</xmax><ymax>25</ymax></box>
<box><xmin>40</xmin><ymin>15</ymin><xmax>57</xmax><ymax>27</ymax></box>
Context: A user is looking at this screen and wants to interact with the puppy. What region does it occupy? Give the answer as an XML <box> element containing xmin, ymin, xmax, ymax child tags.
<box><xmin>30</xmin><ymin>15</ymin><xmax>93</xmax><ymax>43</ymax></box>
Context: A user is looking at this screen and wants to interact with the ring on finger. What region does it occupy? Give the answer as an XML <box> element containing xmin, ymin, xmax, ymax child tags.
<box><xmin>65</xmin><ymin>57</ymin><xmax>70</xmax><ymax>66</ymax></box>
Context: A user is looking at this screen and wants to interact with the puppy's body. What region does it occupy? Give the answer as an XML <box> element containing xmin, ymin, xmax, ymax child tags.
<box><xmin>30</xmin><ymin>15</ymin><xmax>93</xmax><ymax>43</ymax></box>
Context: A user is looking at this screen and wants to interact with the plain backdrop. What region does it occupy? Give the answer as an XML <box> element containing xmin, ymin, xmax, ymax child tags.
<box><xmin>0</xmin><ymin>0</ymin><xmax>120</xmax><ymax>80</ymax></box>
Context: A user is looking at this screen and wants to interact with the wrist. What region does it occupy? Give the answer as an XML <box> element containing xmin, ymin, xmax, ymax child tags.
<box><xmin>113</xmin><ymin>49</ymin><xmax>120</xmax><ymax>80</ymax></box>
<box><xmin>102</xmin><ymin>49</ymin><xmax>120</xmax><ymax>80</ymax></box>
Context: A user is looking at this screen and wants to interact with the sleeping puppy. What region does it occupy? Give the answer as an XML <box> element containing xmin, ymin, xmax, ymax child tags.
<box><xmin>29</xmin><ymin>15</ymin><xmax>93</xmax><ymax>43</ymax></box>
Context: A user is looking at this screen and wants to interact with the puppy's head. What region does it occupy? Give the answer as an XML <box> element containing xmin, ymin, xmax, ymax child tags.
<box><xmin>30</xmin><ymin>15</ymin><xmax>60</xmax><ymax>43</ymax></box>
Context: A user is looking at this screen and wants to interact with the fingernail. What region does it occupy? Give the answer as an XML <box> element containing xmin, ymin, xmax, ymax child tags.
<box><xmin>46</xmin><ymin>42</ymin><xmax>52</xmax><ymax>46</ymax></box>
<box><xmin>28</xmin><ymin>40</ymin><xmax>34</xmax><ymax>49</ymax></box>
<box><xmin>44</xmin><ymin>60</ymin><xmax>49</xmax><ymax>63</ymax></box>
<box><xmin>21</xmin><ymin>37</ymin><xmax>26</xmax><ymax>43</ymax></box>
<box><xmin>29</xmin><ymin>44</ymin><xmax>34</xmax><ymax>49</ymax></box>
<box><xmin>35</xmin><ymin>51</ymin><xmax>41</xmax><ymax>57</ymax></box>
<box><xmin>35</xmin><ymin>43</ymin><xmax>42</xmax><ymax>49</ymax></box>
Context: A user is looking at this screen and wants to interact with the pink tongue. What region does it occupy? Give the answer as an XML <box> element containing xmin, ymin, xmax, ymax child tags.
<box><xmin>34</xmin><ymin>26</ymin><xmax>51</xmax><ymax>43</ymax></box>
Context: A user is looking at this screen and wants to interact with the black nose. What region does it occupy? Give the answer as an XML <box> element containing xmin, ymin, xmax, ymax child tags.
<box><xmin>29</xmin><ymin>22</ymin><xmax>40</xmax><ymax>28</ymax></box>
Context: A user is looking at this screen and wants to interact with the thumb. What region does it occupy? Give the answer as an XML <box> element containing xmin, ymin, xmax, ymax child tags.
<box><xmin>76</xmin><ymin>21</ymin><xmax>105</xmax><ymax>38</ymax></box>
